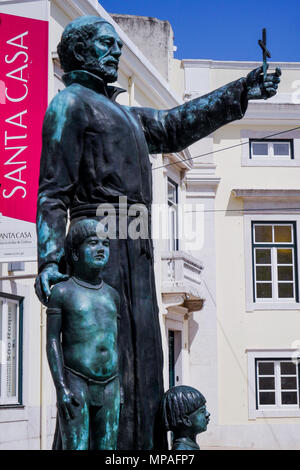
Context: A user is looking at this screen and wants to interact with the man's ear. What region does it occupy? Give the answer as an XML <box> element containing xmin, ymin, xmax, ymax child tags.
<box><xmin>72</xmin><ymin>250</ymin><xmax>79</xmax><ymax>262</ymax></box>
<box><xmin>182</xmin><ymin>415</ymin><xmax>192</xmax><ymax>427</ymax></box>
<box><xmin>73</xmin><ymin>42</ymin><xmax>85</xmax><ymax>64</ymax></box>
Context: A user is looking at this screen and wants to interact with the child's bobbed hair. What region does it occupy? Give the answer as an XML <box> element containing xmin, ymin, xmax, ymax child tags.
<box><xmin>65</xmin><ymin>219</ymin><xmax>107</xmax><ymax>268</ymax></box>
<box><xmin>160</xmin><ymin>385</ymin><xmax>206</xmax><ymax>431</ymax></box>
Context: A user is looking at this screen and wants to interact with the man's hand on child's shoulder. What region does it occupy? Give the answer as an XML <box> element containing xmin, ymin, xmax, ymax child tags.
<box><xmin>46</xmin><ymin>279</ymin><xmax>69</xmax><ymax>309</ymax></box>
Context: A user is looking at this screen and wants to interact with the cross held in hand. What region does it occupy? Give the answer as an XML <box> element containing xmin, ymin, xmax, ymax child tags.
<box><xmin>258</xmin><ymin>28</ymin><xmax>271</xmax><ymax>80</ymax></box>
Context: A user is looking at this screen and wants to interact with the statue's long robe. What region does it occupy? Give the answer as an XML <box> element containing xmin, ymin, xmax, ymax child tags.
<box><xmin>37</xmin><ymin>70</ymin><xmax>248</xmax><ymax>450</ymax></box>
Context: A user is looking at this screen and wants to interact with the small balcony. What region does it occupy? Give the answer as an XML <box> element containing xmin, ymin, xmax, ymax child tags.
<box><xmin>161</xmin><ymin>251</ymin><xmax>204</xmax><ymax>312</ymax></box>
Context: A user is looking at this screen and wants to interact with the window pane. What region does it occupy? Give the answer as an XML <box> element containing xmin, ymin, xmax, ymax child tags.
<box><xmin>281</xmin><ymin>377</ymin><xmax>297</xmax><ymax>390</ymax></box>
<box><xmin>278</xmin><ymin>283</ymin><xmax>294</xmax><ymax>298</ymax></box>
<box><xmin>256</xmin><ymin>266</ymin><xmax>272</xmax><ymax>281</ymax></box>
<box><xmin>255</xmin><ymin>225</ymin><xmax>272</xmax><ymax>243</ymax></box>
<box><xmin>255</xmin><ymin>249</ymin><xmax>271</xmax><ymax>264</ymax></box>
<box><xmin>274</xmin><ymin>225</ymin><xmax>292</xmax><ymax>243</ymax></box>
<box><xmin>169</xmin><ymin>209</ymin><xmax>177</xmax><ymax>251</ymax></box>
<box><xmin>280</xmin><ymin>362</ymin><xmax>297</xmax><ymax>375</ymax></box>
<box><xmin>258</xmin><ymin>362</ymin><xmax>274</xmax><ymax>375</ymax></box>
<box><xmin>252</xmin><ymin>142</ymin><xmax>268</xmax><ymax>156</ymax></box>
<box><xmin>277</xmin><ymin>249</ymin><xmax>293</xmax><ymax>264</ymax></box>
<box><xmin>259</xmin><ymin>392</ymin><xmax>275</xmax><ymax>405</ymax></box>
<box><xmin>273</xmin><ymin>142</ymin><xmax>290</xmax><ymax>156</ymax></box>
<box><xmin>168</xmin><ymin>182</ymin><xmax>177</xmax><ymax>203</ymax></box>
<box><xmin>256</xmin><ymin>283</ymin><xmax>272</xmax><ymax>298</ymax></box>
<box><xmin>281</xmin><ymin>392</ymin><xmax>298</xmax><ymax>405</ymax></box>
<box><xmin>168</xmin><ymin>331</ymin><xmax>175</xmax><ymax>388</ymax></box>
<box><xmin>278</xmin><ymin>266</ymin><xmax>293</xmax><ymax>281</ymax></box>
<box><xmin>259</xmin><ymin>377</ymin><xmax>275</xmax><ymax>390</ymax></box>
<box><xmin>172</xmin><ymin>211</ymin><xmax>176</xmax><ymax>250</ymax></box>
<box><xmin>6</xmin><ymin>302</ymin><xmax>17</xmax><ymax>398</ymax></box>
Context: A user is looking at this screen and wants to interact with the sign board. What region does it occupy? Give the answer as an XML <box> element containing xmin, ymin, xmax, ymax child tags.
<box><xmin>0</xmin><ymin>0</ymin><xmax>49</xmax><ymax>261</ymax></box>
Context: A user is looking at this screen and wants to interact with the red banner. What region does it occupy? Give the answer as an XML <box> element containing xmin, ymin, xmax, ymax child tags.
<box><xmin>0</xmin><ymin>12</ymin><xmax>48</xmax><ymax>224</ymax></box>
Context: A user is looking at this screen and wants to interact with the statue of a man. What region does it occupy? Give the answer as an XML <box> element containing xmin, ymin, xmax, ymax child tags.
<box><xmin>35</xmin><ymin>15</ymin><xmax>280</xmax><ymax>450</ymax></box>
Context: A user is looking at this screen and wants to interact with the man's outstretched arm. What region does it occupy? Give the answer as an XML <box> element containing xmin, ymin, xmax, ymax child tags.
<box><xmin>132</xmin><ymin>66</ymin><xmax>280</xmax><ymax>155</ymax></box>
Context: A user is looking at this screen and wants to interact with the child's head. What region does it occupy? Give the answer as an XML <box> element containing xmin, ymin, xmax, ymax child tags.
<box><xmin>161</xmin><ymin>385</ymin><xmax>209</xmax><ymax>435</ymax></box>
<box><xmin>65</xmin><ymin>219</ymin><xmax>109</xmax><ymax>272</ymax></box>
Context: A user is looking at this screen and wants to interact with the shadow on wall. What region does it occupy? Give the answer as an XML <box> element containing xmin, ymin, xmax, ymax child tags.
<box><xmin>189</xmin><ymin>314</ymin><xmax>199</xmax><ymax>348</ymax></box>
<box><xmin>225</xmin><ymin>192</ymin><xmax>244</xmax><ymax>217</ymax></box>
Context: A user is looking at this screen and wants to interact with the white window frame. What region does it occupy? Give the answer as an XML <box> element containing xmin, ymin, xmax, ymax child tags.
<box><xmin>168</xmin><ymin>329</ymin><xmax>183</xmax><ymax>388</ymax></box>
<box><xmin>247</xmin><ymin>350</ymin><xmax>300</xmax><ymax>419</ymax></box>
<box><xmin>250</xmin><ymin>140</ymin><xmax>293</xmax><ymax>160</ymax></box>
<box><xmin>241</xmin><ymin>130</ymin><xmax>300</xmax><ymax>167</ymax></box>
<box><xmin>165</xmin><ymin>314</ymin><xmax>184</xmax><ymax>388</ymax></box>
<box><xmin>252</xmin><ymin>222</ymin><xmax>297</xmax><ymax>303</ymax></box>
<box><xmin>0</xmin><ymin>295</ymin><xmax>21</xmax><ymax>406</ymax></box>
<box><xmin>0</xmin><ymin>281</ymin><xmax>29</xmax><ymax>425</ymax></box>
<box><xmin>244</xmin><ymin>214</ymin><xmax>300</xmax><ymax>311</ymax></box>
<box><xmin>256</xmin><ymin>359</ymin><xmax>299</xmax><ymax>409</ymax></box>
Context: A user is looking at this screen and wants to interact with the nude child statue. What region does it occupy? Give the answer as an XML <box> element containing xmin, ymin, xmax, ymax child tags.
<box><xmin>46</xmin><ymin>219</ymin><xmax>121</xmax><ymax>450</ymax></box>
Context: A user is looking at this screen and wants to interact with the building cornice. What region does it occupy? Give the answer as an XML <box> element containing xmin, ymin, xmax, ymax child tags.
<box><xmin>186</xmin><ymin>175</ymin><xmax>221</xmax><ymax>197</ymax></box>
<box><xmin>232</xmin><ymin>189</ymin><xmax>300</xmax><ymax>201</ymax></box>
<box><xmin>161</xmin><ymin>251</ymin><xmax>203</xmax><ymax>271</ymax></box>
<box><xmin>163</xmin><ymin>150</ymin><xmax>193</xmax><ymax>172</ymax></box>
<box><xmin>242</xmin><ymin>102</ymin><xmax>300</xmax><ymax>124</ymax></box>
<box><xmin>182</xmin><ymin>59</ymin><xmax>300</xmax><ymax>70</ymax></box>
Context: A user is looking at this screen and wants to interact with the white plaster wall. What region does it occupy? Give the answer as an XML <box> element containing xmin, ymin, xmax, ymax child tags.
<box><xmin>183</xmin><ymin>60</ymin><xmax>300</xmax><ymax>449</ymax></box>
<box><xmin>206</xmin><ymin>64</ymin><xmax>300</xmax><ymax>448</ymax></box>
<box><xmin>169</xmin><ymin>59</ymin><xmax>184</xmax><ymax>102</ymax></box>
<box><xmin>186</xmin><ymin>196</ymin><xmax>219</xmax><ymax>429</ymax></box>
<box><xmin>0</xmin><ymin>0</ymin><xmax>175</xmax><ymax>449</ymax></box>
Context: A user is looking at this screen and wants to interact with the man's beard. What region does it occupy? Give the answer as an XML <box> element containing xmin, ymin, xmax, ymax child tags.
<box><xmin>82</xmin><ymin>57</ymin><xmax>118</xmax><ymax>83</ymax></box>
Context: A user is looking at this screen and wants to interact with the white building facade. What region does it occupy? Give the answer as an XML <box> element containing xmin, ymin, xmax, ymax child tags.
<box><xmin>183</xmin><ymin>59</ymin><xmax>300</xmax><ymax>449</ymax></box>
<box><xmin>0</xmin><ymin>0</ymin><xmax>204</xmax><ymax>449</ymax></box>
<box><xmin>0</xmin><ymin>0</ymin><xmax>299</xmax><ymax>450</ymax></box>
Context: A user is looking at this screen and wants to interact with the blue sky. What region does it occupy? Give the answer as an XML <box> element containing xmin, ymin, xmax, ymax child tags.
<box><xmin>99</xmin><ymin>0</ymin><xmax>299</xmax><ymax>62</ymax></box>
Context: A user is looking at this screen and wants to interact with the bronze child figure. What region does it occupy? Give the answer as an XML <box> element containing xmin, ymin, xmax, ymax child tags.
<box><xmin>46</xmin><ymin>219</ymin><xmax>121</xmax><ymax>450</ymax></box>
<box><xmin>161</xmin><ymin>386</ymin><xmax>210</xmax><ymax>450</ymax></box>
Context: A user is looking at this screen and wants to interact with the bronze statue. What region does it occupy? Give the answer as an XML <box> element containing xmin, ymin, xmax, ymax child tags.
<box><xmin>46</xmin><ymin>219</ymin><xmax>121</xmax><ymax>450</ymax></box>
<box><xmin>161</xmin><ymin>386</ymin><xmax>210</xmax><ymax>450</ymax></box>
<box><xmin>35</xmin><ymin>15</ymin><xmax>280</xmax><ymax>450</ymax></box>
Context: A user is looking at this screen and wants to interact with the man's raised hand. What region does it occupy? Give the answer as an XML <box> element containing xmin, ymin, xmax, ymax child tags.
<box><xmin>246</xmin><ymin>65</ymin><xmax>281</xmax><ymax>100</ymax></box>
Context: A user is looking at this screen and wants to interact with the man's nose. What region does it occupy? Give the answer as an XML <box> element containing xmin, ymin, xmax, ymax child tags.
<box><xmin>111</xmin><ymin>41</ymin><xmax>122</xmax><ymax>58</ymax></box>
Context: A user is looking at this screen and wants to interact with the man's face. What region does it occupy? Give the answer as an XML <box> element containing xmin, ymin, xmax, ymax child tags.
<box><xmin>188</xmin><ymin>404</ymin><xmax>210</xmax><ymax>434</ymax></box>
<box><xmin>76</xmin><ymin>235</ymin><xmax>110</xmax><ymax>269</ymax></box>
<box><xmin>81</xmin><ymin>22</ymin><xmax>123</xmax><ymax>83</ymax></box>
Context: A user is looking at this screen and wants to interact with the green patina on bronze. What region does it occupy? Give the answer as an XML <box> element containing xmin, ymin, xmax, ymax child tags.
<box><xmin>46</xmin><ymin>219</ymin><xmax>121</xmax><ymax>450</ymax></box>
<box><xmin>35</xmin><ymin>15</ymin><xmax>281</xmax><ymax>450</ymax></box>
<box><xmin>161</xmin><ymin>386</ymin><xmax>210</xmax><ymax>450</ymax></box>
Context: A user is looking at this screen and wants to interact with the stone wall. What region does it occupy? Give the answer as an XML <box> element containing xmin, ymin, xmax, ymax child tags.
<box><xmin>112</xmin><ymin>14</ymin><xmax>174</xmax><ymax>82</ymax></box>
